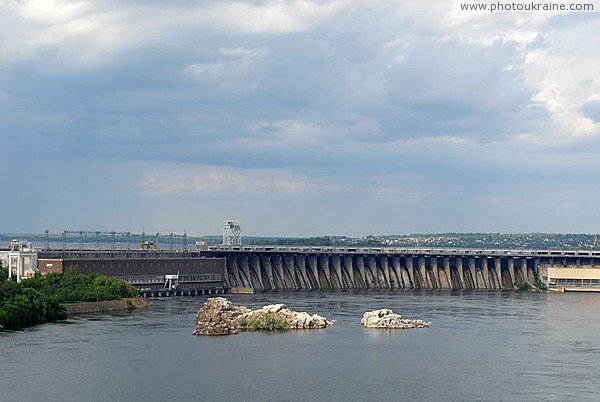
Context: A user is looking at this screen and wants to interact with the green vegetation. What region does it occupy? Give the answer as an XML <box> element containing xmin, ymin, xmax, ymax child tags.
<box><xmin>514</xmin><ymin>281</ymin><xmax>547</xmax><ymax>291</ymax></box>
<box><xmin>22</xmin><ymin>268</ymin><xmax>138</xmax><ymax>303</ymax></box>
<box><xmin>0</xmin><ymin>262</ymin><xmax>7</xmax><ymax>281</ymax></box>
<box><xmin>0</xmin><ymin>277</ymin><xmax>66</xmax><ymax>330</ymax></box>
<box><xmin>0</xmin><ymin>268</ymin><xmax>138</xmax><ymax>330</ymax></box>
<box><xmin>238</xmin><ymin>313</ymin><xmax>290</xmax><ymax>331</ymax></box>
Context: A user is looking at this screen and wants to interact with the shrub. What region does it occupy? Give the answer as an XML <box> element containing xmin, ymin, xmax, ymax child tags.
<box><xmin>238</xmin><ymin>312</ymin><xmax>290</xmax><ymax>331</ymax></box>
<box><xmin>514</xmin><ymin>281</ymin><xmax>547</xmax><ymax>291</ymax></box>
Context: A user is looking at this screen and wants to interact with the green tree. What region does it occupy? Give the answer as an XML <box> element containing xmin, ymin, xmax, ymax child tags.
<box><xmin>0</xmin><ymin>261</ymin><xmax>7</xmax><ymax>281</ymax></box>
<box><xmin>1</xmin><ymin>268</ymin><xmax>135</xmax><ymax>329</ymax></box>
<box><xmin>0</xmin><ymin>280</ymin><xmax>17</xmax><ymax>302</ymax></box>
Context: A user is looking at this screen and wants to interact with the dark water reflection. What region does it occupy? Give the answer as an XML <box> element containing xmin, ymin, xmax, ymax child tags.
<box><xmin>2</xmin><ymin>290</ymin><xmax>600</xmax><ymax>401</ymax></box>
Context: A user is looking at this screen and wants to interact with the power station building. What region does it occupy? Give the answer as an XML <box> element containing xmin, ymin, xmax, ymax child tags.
<box><xmin>0</xmin><ymin>240</ymin><xmax>39</xmax><ymax>282</ymax></box>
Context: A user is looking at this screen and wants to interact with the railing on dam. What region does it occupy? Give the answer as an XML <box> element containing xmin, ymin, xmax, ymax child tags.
<box><xmin>38</xmin><ymin>245</ymin><xmax>600</xmax><ymax>259</ymax></box>
<box><xmin>203</xmin><ymin>244</ymin><xmax>600</xmax><ymax>258</ymax></box>
<box><xmin>117</xmin><ymin>273</ymin><xmax>223</xmax><ymax>285</ymax></box>
<box><xmin>39</xmin><ymin>249</ymin><xmax>200</xmax><ymax>259</ymax></box>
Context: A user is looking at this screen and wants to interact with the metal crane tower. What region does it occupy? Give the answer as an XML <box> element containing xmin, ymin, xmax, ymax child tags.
<box><xmin>223</xmin><ymin>220</ymin><xmax>242</xmax><ymax>246</ymax></box>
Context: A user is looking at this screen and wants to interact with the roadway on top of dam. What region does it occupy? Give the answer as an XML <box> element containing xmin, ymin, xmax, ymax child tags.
<box><xmin>36</xmin><ymin>245</ymin><xmax>600</xmax><ymax>259</ymax></box>
<box><xmin>204</xmin><ymin>245</ymin><xmax>600</xmax><ymax>257</ymax></box>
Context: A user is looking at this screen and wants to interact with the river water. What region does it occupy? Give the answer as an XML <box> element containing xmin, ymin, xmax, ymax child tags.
<box><xmin>2</xmin><ymin>290</ymin><xmax>600</xmax><ymax>402</ymax></box>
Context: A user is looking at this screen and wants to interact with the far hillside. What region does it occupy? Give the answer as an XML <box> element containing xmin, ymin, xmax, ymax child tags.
<box><xmin>237</xmin><ymin>233</ymin><xmax>598</xmax><ymax>250</ymax></box>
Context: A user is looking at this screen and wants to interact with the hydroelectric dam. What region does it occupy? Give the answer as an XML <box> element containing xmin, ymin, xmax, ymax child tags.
<box><xmin>201</xmin><ymin>245</ymin><xmax>600</xmax><ymax>291</ymax></box>
<box><xmin>12</xmin><ymin>241</ymin><xmax>600</xmax><ymax>293</ymax></box>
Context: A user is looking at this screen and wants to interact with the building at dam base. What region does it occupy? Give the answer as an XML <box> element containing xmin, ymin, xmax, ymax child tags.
<box><xmin>547</xmin><ymin>267</ymin><xmax>600</xmax><ymax>292</ymax></box>
<box><xmin>34</xmin><ymin>250</ymin><xmax>228</xmax><ymax>296</ymax></box>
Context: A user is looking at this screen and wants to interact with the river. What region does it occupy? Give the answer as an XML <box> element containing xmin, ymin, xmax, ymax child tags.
<box><xmin>2</xmin><ymin>290</ymin><xmax>600</xmax><ymax>401</ymax></box>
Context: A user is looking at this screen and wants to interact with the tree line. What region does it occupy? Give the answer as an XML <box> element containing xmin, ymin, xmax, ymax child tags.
<box><xmin>0</xmin><ymin>263</ymin><xmax>138</xmax><ymax>330</ymax></box>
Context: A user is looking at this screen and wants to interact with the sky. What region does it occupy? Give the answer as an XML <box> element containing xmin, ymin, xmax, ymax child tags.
<box><xmin>1</xmin><ymin>0</ymin><xmax>600</xmax><ymax>237</ymax></box>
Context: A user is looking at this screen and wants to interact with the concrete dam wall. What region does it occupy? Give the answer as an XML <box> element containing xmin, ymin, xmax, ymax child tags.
<box><xmin>218</xmin><ymin>251</ymin><xmax>544</xmax><ymax>291</ymax></box>
<box><xmin>37</xmin><ymin>246</ymin><xmax>600</xmax><ymax>292</ymax></box>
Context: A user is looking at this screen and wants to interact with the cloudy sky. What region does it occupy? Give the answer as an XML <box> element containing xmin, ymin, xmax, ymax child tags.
<box><xmin>2</xmin><ymin>0</ymin><xmax>600</xmax><ymax>237</ymax></box>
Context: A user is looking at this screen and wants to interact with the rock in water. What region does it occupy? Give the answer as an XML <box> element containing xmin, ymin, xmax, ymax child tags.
<box><xmin>240</xmin><ymin>304</ymin><xmax>332</xmax><ymax>329</ymax></box>
<box><xmin>361</xmin><ymin>309</ymin><xmax>430</xmax><ymax>329</ymax></box>
<box><xmin>193</xmin><ymin>297</ymin><xmax>250</xmax><ymax>336</ymax></box>
<box><xmin>193</xmin><ymin>297</ymin><xmax>333</xmax><ymax>336</ymax></box>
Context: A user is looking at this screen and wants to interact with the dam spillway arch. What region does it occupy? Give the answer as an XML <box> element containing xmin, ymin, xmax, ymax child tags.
<box><xmin>200</xmin><ymin>246</ymin><xmax>568</xmax><ymax>291</ymax></box>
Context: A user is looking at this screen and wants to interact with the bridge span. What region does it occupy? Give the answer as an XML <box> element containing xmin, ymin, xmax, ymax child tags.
<box><xmin>35</xmin><ymin>246</ymin><xmax>600</xmax><ymax>291</ymax></box>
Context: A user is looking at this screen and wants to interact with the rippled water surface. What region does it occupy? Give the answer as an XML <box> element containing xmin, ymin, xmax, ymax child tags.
<box><xmin>2</xmin><ymin>291</ymin><xmax>600</xmax><ymax>402</ymax></box>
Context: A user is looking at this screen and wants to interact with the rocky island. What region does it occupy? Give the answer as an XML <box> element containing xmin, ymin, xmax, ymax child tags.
<box><xmin>361</xmin><ymin>308</ymin><xmax>430</xmax><ymax>329</ymax></box>
<box><xmin>193</xmin><ymin>297</ymin><xmax>333</xmax><ymax>336</ymax></box>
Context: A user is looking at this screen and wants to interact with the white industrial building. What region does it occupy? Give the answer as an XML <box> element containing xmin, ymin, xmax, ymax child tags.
<box><xmin>0</xmin><ymin>240</ymin><xmax>39</xmax><ymax>282</ymax></box>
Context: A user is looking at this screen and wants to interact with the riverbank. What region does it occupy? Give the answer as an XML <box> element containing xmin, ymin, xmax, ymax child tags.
<box><xmin>65</xmin><ymin>298</ymin><xmax>149</xmax><ymax>316</ymax></box>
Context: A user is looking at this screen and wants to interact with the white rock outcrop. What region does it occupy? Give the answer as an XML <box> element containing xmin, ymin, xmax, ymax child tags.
<box><xmin>239</xmin><ymin>303</ymin><xmax>332</xmax><ymax>329</ymax></box>
<box><xmin>361</xmin><ymin>308</ymin><xmax>430</xmax><ymax>329</ymax></box>
<box><xmin>193</xmin><ymin>297</ymin><xmax>333</xmax><ymax>336</ymax></box>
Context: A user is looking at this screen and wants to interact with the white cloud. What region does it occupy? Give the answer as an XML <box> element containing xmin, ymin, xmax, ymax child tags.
<box><xmin>219</xmin><ymin>47</ymin><xmax>267</xmax><ymax>58</ymax></box>
<box><xmin>522</xmin><ymin>27</ymin><xmax>600</xmax><ymax>143</ymax></box>
<box><xmin>183</xmin><ymin>46</ymin><xmax>268</xmax><ymax>84</ymax></box>
<box><xmin>0</xmin><ymin>0</ymin><xmax>346</xmax><ymax>68</ymax></box>
<box><xmin>439</xmin><ymin>2</ymin><xmax>600</xmax><ymax>144</ymax></box>
<box><xmin>370</xmin><ymin>187</ymin><xmax>433</xmax><ymax>202</ymax></box>
<box><xmin>247</xmin><ymin>119</ymin><xmax>330</xmax><ymax>147</ymax></box>
<box><xmin>15</xmin><ymin>0</ymin><xmax>90</xmax><ymax>23</ymax></box>
<box><xmin>198</xmin><ymin>0</ymin><xmax>347</xmax><ymax>34</ymax></box>
<box><xmin>3</xmin><ymin>0</ymin><xmax>596</xmax><ymax>147</ymax></box>
<box><xmin>141</xmin><ymin>165</ymin><xmax>319</xmax><ymax>197</ymax></box>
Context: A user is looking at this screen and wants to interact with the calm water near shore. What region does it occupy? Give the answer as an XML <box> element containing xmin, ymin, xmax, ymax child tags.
<box><xmin>2</xmin><ymin>290</ymin><xmax>600</xmax><ymax>402</ymax></box>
